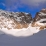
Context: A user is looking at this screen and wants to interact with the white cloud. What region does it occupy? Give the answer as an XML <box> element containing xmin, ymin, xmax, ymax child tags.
<box><xmin>20</xmin><ymin>0</ymin><xmax>46</xmax><ymax>6</ymax></box>
<box><xmin>2</xmin><ymin>3</ymin><xmax>6</xmax><ymax>6</ymax></box>
<box><xmin>4</xmin><ymin>0</ymin><xmax>46</xmax><ymax>11</ymax></box>
<box><xmin>0</xmin><ymin>3</ymin><xmax>6</xmax><ymax>6</ymax></box>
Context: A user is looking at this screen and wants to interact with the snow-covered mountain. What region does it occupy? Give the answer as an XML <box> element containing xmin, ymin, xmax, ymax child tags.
<box><xmin>0</xmin><ymin>9</ymin><xmax>46</xmax><ymax>37</ymax></box>
<box><xmin>33</xmin><ymin>9</ymin><xmax>46</xmax><ymax>23</ymax></box>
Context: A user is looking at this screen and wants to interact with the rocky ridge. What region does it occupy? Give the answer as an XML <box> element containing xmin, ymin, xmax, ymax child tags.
<box><xmin>0</xmin><ymin>9</ymin><xmax>46</xmax><ymax>30</ymax></box>
<box><xmin>33</xmin><ymin>9</ymin><xmax>46</xmax><ymax>22</ymax></box>
<box><xmin>0</xmin><ymin>10</ymin><xmax>32</xmax><ymax>29</ymax></box>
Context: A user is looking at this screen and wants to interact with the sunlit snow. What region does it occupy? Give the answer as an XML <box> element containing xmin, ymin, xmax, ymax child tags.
<box><xmin>0</xmin><ymin>24</ymin><xmax>40</xmax><ymax>37</ymax></box>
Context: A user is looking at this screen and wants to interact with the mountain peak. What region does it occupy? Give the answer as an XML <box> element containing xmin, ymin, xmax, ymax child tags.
<box><xmin>0</xmin><ymin>9</ymin><xmax>46</xmax><ymax>30</ymax></box>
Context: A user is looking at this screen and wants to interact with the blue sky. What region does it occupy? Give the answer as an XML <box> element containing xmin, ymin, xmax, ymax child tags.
<box><xmin>0</xmin><ymin>0</ymin><xmax>46</xmax><ymax>17</ymax></box>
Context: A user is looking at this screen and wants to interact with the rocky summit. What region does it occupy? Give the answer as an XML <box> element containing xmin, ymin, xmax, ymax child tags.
<box><xmin>33</xmin><ymin>9</ymin><xmax>46</xmax><ymax>23</ymax></box>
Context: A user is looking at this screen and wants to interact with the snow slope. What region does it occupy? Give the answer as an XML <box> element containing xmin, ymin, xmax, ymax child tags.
<box><xmin>0</xmin><ymin>24</ymin><xmax>40</xmax><ymax>37</ymax></box>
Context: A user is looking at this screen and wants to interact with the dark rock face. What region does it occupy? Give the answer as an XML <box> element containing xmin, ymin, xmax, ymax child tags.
<box><xmin>11</xmin><ymin>12</ymin><xmax>32</xmax><ymax>23</ymax></box>
<box><xmin>15</xmin><ymin>12</ymin><xmax>32</xmax><ymax>23</ymax></box>
<box><xmin>18</xmin><ymin>12</ymin><xmax>32</xmax><ymax>23</ymax></box>
<box><xmin>33</xmin><ymin>9</ymin><xmax>46</xmax><ymax>23</ymax></box>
